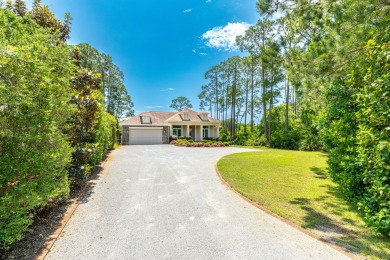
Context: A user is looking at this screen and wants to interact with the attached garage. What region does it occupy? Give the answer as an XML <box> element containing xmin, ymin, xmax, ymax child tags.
<box><xmin>128</xmin><ymin>127</ymin><xmax>163</xmax><ymax>145</ymax></box>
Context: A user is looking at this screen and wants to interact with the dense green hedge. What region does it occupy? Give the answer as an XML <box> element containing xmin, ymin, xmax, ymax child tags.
<box><xmin>0</xmin><ymin>10</ymin><xmax>74</xmax><ymax>248</ymax></box>
<box><xmin>0</xmin><ymin>9</ymin><xmax>118</xmax><ymax>249</ymax></box>
<box><xmin>323</xmin><ymin>41</ymin><xmax>390</xmax><ymax>235</ymax></box>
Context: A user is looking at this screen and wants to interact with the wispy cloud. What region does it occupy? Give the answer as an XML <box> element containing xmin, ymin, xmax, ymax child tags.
<box><xmin>160</xmin><ymin>88</ymin><xmax>175</xmax><ymax>92</ymax></box>
<box><xmin>202</xmin><ymin>22</ymin><xmax>251</xmax><ymax>52</ymax></box>
<box><xmin>183</xmin><ymin>8</ymin><xmax>192</xmax><ymax>13</ymax></box>
<box><xmin>192</xmin><ymin>49</ymin><xmax>207</xmax><ymax>56</ymax></box>
<box><xmin>206</xmin><ymin>0</ymin><xmax>212</xmax><ymax>3</ymax></box>
<box><xmin>146</xmin><ymin>106</ymin><xmax>164</xmax><ymax>109</ymax></box>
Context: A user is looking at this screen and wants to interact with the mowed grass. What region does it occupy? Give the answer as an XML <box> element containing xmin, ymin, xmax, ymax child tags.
<box><xmin>217</xmin><ymin>147</ymin><xmax>390</xmax><ymax>259</ymax></box>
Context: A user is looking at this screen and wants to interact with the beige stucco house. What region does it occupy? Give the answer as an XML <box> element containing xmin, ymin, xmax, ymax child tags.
<box><xmin>119</xmin><ymin>108</ymin><xmax>220</xmax><ymax>145</ymax></box>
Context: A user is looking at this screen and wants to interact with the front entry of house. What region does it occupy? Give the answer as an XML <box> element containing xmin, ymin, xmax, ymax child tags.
<box><xmin>129</xmin><ymin>127</ymin><xmax>163</xmax><ymax>145</ymax></box>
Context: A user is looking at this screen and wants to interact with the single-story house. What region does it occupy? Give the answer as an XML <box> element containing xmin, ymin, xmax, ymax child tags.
<box><xmin>119</xmin><ymin>108</ymin><xmax>220</xmax><ymax>145</ymax></box>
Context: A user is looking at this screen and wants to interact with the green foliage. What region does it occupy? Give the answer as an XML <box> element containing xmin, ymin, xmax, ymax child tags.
<box><xmin>0</xmin><ymin>9</ymin><xmax>74</xmax><ymax>248</ymax></box>
<box><xmin>0</xmin><ymin>4</ymin><xmax>122</xmax><ymax>250</ymax></box>
<box><xmin>92</xmin><ymin>112</ymin><xmax>117</xmax><ymax>166</ymax></box>
<box><xmin>77</xmin><ymin>43</ymin><xmax>134</xmax><ymax>119</ymax></box>
<box><xmin>68</xmin><ymin>51</ymin><xmax>118</xmax><ymax>186</ymax></box>
<box><xmin>323</xmin><ymin>41</ymin><xmax>390</xmax><ymax>235</ymax></box>
<box><xmin>270</xmin><ymin>129</ymin><xmax>300</xmax><ymax>150</ymax></box>
<box><xmin>218</xmin><ymin>148</ymin><xmax>390</xmax><ymax>259</ymax></box>
<box><xmin>169</xmin><ymin>96</ymin><xmax>193</xmax><ymax>111</ymax></box>
<box><xmin>356</xmin><ymin>42</ymin><xmax>389</xmax><ymax>234</ymax></box>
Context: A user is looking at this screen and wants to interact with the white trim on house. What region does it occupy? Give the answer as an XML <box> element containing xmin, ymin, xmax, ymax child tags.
<box><xmin>128</xmin><ymin>127</ymin><xmax>163</xmax><ymax>130</ymax></box>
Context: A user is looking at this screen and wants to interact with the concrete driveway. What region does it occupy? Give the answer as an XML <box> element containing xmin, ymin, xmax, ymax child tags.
<box><xmin>46</xmin><ymin>145</ymin><xmax>350</xmax><ymax>260</ymax></box>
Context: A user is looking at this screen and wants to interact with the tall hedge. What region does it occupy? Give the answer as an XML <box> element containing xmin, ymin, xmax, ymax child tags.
<box><xmin>67</xmin><ymin>50</ymin><xmax>118</xmax><ymax>186</ymax></box>
<box><xmin>0</xmin><ymin>8</ymin><xmax>119</xmax><ymax>249</ymax></box>
<box><xmin>323</xmin><ymin>40</ymin><xmax>390</xmax><ymax>235</ymax></box>
<box><xmin>0</xmin><ymin>10</ymin><xmax>74</xmax><ymax>248</ymax></box>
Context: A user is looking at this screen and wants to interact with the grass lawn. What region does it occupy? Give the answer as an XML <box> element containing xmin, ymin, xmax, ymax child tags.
<box><xmin>217</xmin><ymin>147</ymin><xmax>389</xmax><ymax>259</ymax></box>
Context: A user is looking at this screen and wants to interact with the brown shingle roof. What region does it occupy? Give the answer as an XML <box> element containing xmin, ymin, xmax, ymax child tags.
<box><xmin>119</xmin><ymin>109</ymin><xmax>220</xmax><ymax>126</ymax></box>
<box><xmin>120</xmin><ymin>111</ymin><xmax>176</xmax><ymax>125</ymax></box>
<box><xmin>166</xmin><ymin>108</ymin><xmax>220</xmax><ymax>123</ymax></box>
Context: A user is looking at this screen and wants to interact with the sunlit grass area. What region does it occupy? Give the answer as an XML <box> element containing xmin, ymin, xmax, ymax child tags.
<box><xmin>217</xmin><ymin>147</ymin><xmax>389</xmax><ymax>259</ymax></box>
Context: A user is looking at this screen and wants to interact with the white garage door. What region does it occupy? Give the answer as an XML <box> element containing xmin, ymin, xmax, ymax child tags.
<box><xmin>129</xmin><ymin>127</ymin><xmax>163</xmax><ymax>145</ymax></box>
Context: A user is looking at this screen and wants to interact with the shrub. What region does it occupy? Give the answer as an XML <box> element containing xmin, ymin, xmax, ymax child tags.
<box><xmin>0</xmin><ymin>9</ymin><xmax>74</xmax><ymax>249</ymax></box>
<box><xmin>270</xmin><ymin>130</ymin><xmax>301</xmax><ymax>150</ymax></box>
<box><xmin>299</xmin><ymin>132</ymin><xmax>322</xmax><ymax>151</ymax></box>
<box><xmin>322</xmin><ymin>41</ymin><xmax>390</xmax><ymax>235</ymax></box>
<box><xmin>169</xmin><ymin>135</ymin><xmax>178</xmax><ymax>142</ymax></box>
<box><xmin>91</xmin><ymin>112</ymin><xmax>117</xmax><ymax>166</ymax></box>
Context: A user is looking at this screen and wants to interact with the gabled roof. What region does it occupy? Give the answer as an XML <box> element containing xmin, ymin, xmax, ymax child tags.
<box><xmin>166</xmin><ymin>108</ymin><xmax>219</xmax><ymax>123</ymax></box>
<box><xmin>119</xmin><ymin>109</ymin><xmax>220</xmax><ymax>126</ymax></box>
<box><xmin>119</xmin><ymin>111</ymin><xmax>176</xmax><ymax>126</ymax></box>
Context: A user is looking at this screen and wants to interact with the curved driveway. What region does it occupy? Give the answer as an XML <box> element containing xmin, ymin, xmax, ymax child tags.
<box><xmin>46</xmin><ymin>145</ymin><xmax>350</xmax><ymax>260</ymax></box>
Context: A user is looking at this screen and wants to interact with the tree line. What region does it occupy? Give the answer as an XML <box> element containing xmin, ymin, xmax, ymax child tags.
<box><xmin>0</xmin><ymin>0</ymin><xmax>134</xmax><ymax>249</ymax></box>
<box><xmin>199</xmin><ymin>0</ymin><xmax>389</xmax><ymax>235</ymax></box>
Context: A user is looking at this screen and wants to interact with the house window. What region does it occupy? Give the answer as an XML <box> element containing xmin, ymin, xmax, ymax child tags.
<box><xmin>202</xmin><ymin>114</ymin><xmax>208</xmax><ymax>120</ymax></box>
<box><xmin>172</xmin><ymin>125</ymin><xmax>182</xmax><ymax>137</ymax></box>
<box><xmin>203</xmin><ymin>126</ymin><xmax>209</xmax><ymax>138</ymax></box>
<box><xmin>183</xmin><ymin>113</ymin><xmax>189</xmax><ymax>121</ymax></box>
<box><xmin>142</xmin><ymin>115</ymin><xmax>151</xmax><ymax>124</ymax></box>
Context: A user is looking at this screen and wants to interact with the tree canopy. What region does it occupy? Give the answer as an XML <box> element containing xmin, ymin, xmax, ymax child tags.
<box><xmin>198</xmin><ymin>0</ymin><xmax>389</xmax><ymax>235</ymax></box>
<box><xmin>0</xmin><ymin>1</ymin><xmax>132</xmax><ymax>249</ymax></box>
<box><xmin>169</xmin><ymin>96</ymin><xmax>193</xmax><ymax>111</ymax></box>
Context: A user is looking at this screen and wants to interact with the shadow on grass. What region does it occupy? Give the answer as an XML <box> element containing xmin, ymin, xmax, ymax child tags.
<box><xmin>310</xmin><ymin>166</ymin><xmax>328</xmax><ymax>179</ymax></box>
<box><xmin>289</xmin><ymin>182</ymin><xmax>389</xmax><ymax>257</ymax></box>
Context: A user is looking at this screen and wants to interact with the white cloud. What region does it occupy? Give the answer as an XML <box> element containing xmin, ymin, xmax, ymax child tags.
<box><xmin>192</xmin><ymin>48</ymin><xmax>207</xmax><ymax>56</ymax></box>
<box><xmin>160</xmin><ymin>88</ymin><xmax>175</xmax><ymax>92</ymax></box>
<box><xmin>202</xmin><ymin>22</ymin><xmax>251</xmax><ymax>51</ymax></box>
<box><xmin>183</xmin><ymin>9</ymin><xmax>192</xmax><ymax>13</ymax></box>
<box><xmin>146</xmin><ymin>106</ymin><xmax>164</xmax><ymax>109</ymax></box>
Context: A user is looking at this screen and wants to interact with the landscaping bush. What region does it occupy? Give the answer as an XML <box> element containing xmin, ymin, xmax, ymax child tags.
<box><xmin>270</xmin><ymin>129</ymin><xmax>301</xmax><ymax>150</ymax></box>
<box><xmin>322</xmin><ymin>40</ymin><xmax>390</xmax><ymax>235</ymax></box>
<box><xmin>0</xmin><ymin>9</ymin><xmax>74</xmax><ymax>249</ymax></box>
<box><xmin>169</xmin><ymin>135</ymin><xmax>178</xmax><ymax>142</ymax></box>
<box><xmin>91</xmin><ymin>112</ymin><xmax>117</xmax><ymax>166</ymax></box>
<box><xmin>231</xmin><ymin>132</ymin><xmax>248</xmax><ymax>146</ymax></box>
<box><xmin>171</xmin><ymin>139</ymin><xmax>226</xmax><ymax>148</ymax></box>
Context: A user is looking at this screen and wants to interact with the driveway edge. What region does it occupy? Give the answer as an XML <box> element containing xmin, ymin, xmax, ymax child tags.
<box><xmin>35</xmin><ymin>148</ymin><xmax>116</xmax><ymax>260</ymax></box>
<box><xmin>214</xmin><ymin>153</ymin><xmax>361</xmax><ymax>260</ymax></box>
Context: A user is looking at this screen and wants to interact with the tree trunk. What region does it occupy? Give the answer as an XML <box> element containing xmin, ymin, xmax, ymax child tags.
<box><xmin>250</xmin><ymin>66</ymin><xmax>254</xmax><ymax>132</ymax></box>
<box><xmin>244</xmin><ymin>76</ymin><xmax>248</xmax><ymax>134</ymax></box>
<box><xmin>285</xmin><ymin>76</ymin><xmax>289</xmax><ymax>130</ymax></box>
<box><xmin>262</xmin><ymin>66</ymin><xmax>267</xmax><ymax>141</ymax></box>
<box><xmin>215</xmin><ymin>71</ymin><xmax>219</xmax><ymax>120</ymax></box>
<box><xmin>268</xmin><ymin>80</ymin><xmax>273</xmax><ymax>141</ymax></box>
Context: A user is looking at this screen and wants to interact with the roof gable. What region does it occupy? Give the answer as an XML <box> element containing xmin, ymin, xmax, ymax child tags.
<box><xmin>120</xmin><ymin>109</ymin><xmax>220</xmax><ymax>126</ymax></box>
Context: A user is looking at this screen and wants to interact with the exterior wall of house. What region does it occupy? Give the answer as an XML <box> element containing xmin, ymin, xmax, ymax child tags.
<box><xmin>121</xmin><ymin>125</ymin><xmax>169</xmax><ymax>145</ymax></box>
<box><xmin>122</xmin><ymin>125</ymin><xmax>130</xmax><ymax>144</ymax></box>
<box><xmin>195</xmin><ymin>125</ymin><xmax>202</xmax><ymax>141</ymax></box>
<box><xmin>162</xmin><ymin>126</ymin><xmax>169</xmax><ymax>144</ymax></box>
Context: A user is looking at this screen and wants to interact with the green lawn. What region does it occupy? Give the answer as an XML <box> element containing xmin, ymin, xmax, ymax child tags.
<box><xmin>217</xmin><ymin>147</ymin><xmax>389</xmax><ymax>260</ymax></box>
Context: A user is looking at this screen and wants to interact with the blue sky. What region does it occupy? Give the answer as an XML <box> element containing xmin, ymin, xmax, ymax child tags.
<box><xmin>22</xmin><ymin>0</ymin><xmax>259</xmax><ymax>115</ymax></box>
